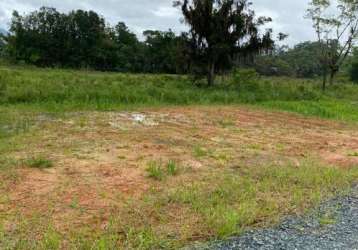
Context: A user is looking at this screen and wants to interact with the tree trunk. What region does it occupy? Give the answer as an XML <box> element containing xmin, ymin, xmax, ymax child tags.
<box><xmin>329</xmin><ymin>69</ymin><xmax>337</xmax><ymax>86</ymax></box>
<box><xmin>322</xmin><ymin>70</ymin><xmax>327</xmax><ymax>92</ymax></box>
<box><xmin>322</xmin><ymin>66</ymin><xmax>328</xmax><ymax>92</ymax></box>
<box><xmin>207</xmin><ymin>61</ymin><xmax>215</xmax><ymax>86</ymax></box>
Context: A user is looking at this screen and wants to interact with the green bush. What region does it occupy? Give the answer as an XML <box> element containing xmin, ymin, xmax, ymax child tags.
<box><xmin>255</xmin><ymin>56</ymin><xmax>295</xmax><ymax>77</ymax></box>
<box><xmin>232</xmin><ymin>68</ymin><xmax>259</xmax><ymax>87</ymax></box>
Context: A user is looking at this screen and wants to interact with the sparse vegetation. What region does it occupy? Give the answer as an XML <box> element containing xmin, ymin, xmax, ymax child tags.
<box><xmin>0</xmin><ymin>0</ymin><xmax>358</xmax><ymax>248</ymax></box>
<box><xmin>25</xmin><ymin>157</ymin><xmax>53</xmax><ymax>169</ymax></box>
<box><xmin>146</xmin><ymin>160</ymin><xmax>181</xmax><ymax>180</ymax></box>
<box><xmin>0</xmin><ymin>66</ymin><xmax>357</xmax><ymax>248</ymax></box>
<box><xmin>193</xmin><ymin>145</ymin><xmax>209</xmax><ymax>158</ymax></box>
<box><xmin>319</xmin><ymin>214</ymin><xmax>337</xmax><ymax>226</ymax></box>
<box><xmin>146</xmin><ymin>161</ymin><xmax>165</xmax><ymax>181</ymax></box>
<box><xmin>1</xmin><ymin>160</ymin><xmax>357</xmax><ymax>249</ymax></box>
<box><xmin>166</xmin><ymin>160</ymin><xmax>179</xmax><ymax>176</ymax></box>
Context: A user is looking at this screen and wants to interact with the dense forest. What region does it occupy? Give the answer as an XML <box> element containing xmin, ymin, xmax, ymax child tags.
<box><xmin>0</xmin><ymin>7</ymin><xmax>188</xmax><ymax>74</ymax></box>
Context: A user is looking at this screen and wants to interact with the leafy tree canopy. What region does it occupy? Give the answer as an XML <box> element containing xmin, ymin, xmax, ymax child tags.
<box><xmin>174</xmin><ymin>0</ymin><xmax>277</xmax><ymax>85</ymax></box>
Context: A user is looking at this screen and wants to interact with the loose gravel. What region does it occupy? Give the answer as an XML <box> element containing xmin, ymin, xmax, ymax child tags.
<box><xmin>191</xmin><ymin>186</ymin><xmax>358</xmax><ymax>250</ymax></box>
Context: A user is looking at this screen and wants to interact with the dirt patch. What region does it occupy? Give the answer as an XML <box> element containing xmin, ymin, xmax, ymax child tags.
<box><xmin>2</xmin><ymin>106</ymin><xmax>358</xmax><ymax>232</ymax></box>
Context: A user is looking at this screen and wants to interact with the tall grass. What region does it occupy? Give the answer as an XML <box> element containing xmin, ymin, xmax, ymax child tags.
<box><xmin>0</xmin><ymin>66</ymin><xmax>357</xmax><ymax>121</ymax></box>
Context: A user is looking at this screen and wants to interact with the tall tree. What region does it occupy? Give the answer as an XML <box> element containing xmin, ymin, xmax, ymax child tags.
<box><xmin>350</xmin><ymin>47</ymin><xmax>358</xmax><ymax>83</ymax></box>
<box><xmin>3</xmin><ymin>6</ymin><xmax>201</xmax><ymax>74</ymax></box>
<box><xmin>306</xmin><ymin>0</ymin><xmax>358</xmax><ymax>90</ymax></box>
<box><xmin>143</xmin><ymin>30</ymin><xmax>182</xmax><ymax>73</ymax></box>
<box><xmin>0</xmin><ymin>33</ymin><xmax>6</xmax><ymax>58</ymax></box>
<box><xmin>113</xmin><ymin>22</ymin><xmax>141</xmax><ymax>72</ymax></box>
<box><xmin>66</xmin><ymin>10</ymin><xmax>107</xmax><ymax>68</ymax></box>
<box><xmin>174</xmin><ymin>0</ymin><xmax>275</xmax><ymax>86</ymax></box>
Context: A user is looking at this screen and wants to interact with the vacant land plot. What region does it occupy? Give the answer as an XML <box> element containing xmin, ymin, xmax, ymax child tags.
<box><xmin>1</xmin><ymin>106</ymin><xmax>357</xmax><ymax>249</ymax></box>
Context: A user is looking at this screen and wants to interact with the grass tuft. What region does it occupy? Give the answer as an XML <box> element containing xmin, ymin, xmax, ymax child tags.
<box><xmin>146</xmin><ymin>160</ymin><xmax>181</xmax><ymax>180</ymax></box>
<box><xmin>26</xmin><ymin>157</ymin><xmax>54</xmax><ymax>169</ymax></box>
<box><xmin>166</xmin><ymin>160</ymin><xmax>179</xmax><ymax>176</ymax></box>
<box><xmin>193</xmin><ymin>146</ymin><xmax>209</xmax><ymax>158</ymax></box>
<box><xmin>146</xmin><ymin>161</ymin><xmax>165</xmax><ymax>181</ymax></box>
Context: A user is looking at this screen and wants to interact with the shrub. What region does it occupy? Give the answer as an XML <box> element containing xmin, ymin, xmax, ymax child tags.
<box><xmin>232</xmin><ymin>68</ymin><xmax>259</xmax><ymax>88</ymax></box>
<box><xmin>255</xmin><ymin>56</ymin><xmax>295</xmax><ymax>77</ymax></box>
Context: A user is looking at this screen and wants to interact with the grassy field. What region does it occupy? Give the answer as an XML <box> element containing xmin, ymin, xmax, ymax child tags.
<box><xmin>0</xmin><ymin>66</ymin><xmax>358</xmax><ymax>120</ymax></box>
<box><xmin>0</xmin><ymin>66</ymin><xmax>358</xmax><ymax>249</ymax></box>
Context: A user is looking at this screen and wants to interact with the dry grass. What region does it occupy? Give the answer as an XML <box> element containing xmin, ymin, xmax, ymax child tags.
<box><xmin>1</xmin><ymin>106</ymin><xmax>358</xmax><ymax>249</ymax></box>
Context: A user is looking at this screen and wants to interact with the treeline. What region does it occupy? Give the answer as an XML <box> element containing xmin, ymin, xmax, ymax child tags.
<box><xmin>256</xmin><ymin>43</ymin><xmax>358</xmax><ymax>82</ymax></box>
<box><xmin>0</xmin><ymin>7</ymin><xmax>331</xmax><ymax>78</ymax></box>
<box><xmin>0</xmin><ymin>7</ymin><xmax>188</xmax><ymax>73</ymax></box>
<box><xmin>254</xmin><ymin>42</ymin><xmax>322</xmax><ymax>78</ymax></box>
<box><xmin>0</xmin><ymin>6</ymin><xmax>357</xmax><ymax>83</ymax></box>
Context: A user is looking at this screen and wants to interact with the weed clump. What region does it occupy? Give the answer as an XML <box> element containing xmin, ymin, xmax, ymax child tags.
<box><xmin>146</xmin><ymin>160</ymin><xmax>180</xmax><ymax>180</ymax></box>
<box><xmin>26</xmin><ymin>157</ymin><xmax>54</xmax><ymax>169</ymax></box>
<box><xmin>146</xmin><ymin>161</ymin><xmax>165</xmax><ymax>181</ymax></box>
<box><xmin>166</xmin><ymin>160</ymin><xmax>179</xmax><ymax>176</ymax></box>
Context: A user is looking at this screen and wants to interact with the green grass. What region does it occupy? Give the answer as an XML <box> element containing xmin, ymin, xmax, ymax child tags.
<box><xmin>0</xmin><ymin>66</ymin><xmax>357</xmax><ymax>123</ymax></box>
<box><xmin>193</xmin><ymin>145</ymin><xmax>209</xmax><ymax>158</ymax></box>
<box><xmin>260</xmin><ymin>99</ymin><xmax>358</xmax><ymax>122</ymax></box>
<box><xmin>25</xmin><ymin>157</ymin><xmax>54</xmax><ymax>169</ymax></box>
<box><xmin>1</xmin><ymin>160</ymin><xmax>356</xmax><ymax>249</ymax></box>
<box><xmin>166</xmin><ymin>160</ymin><xmax>179</xmax><ymax>176</ymax></box>
<box><xmin>0</xmin><ymin>66</ymin><xmax>358</xmax><ymax>249</ymax></box>
<box><xmin>164</xmin><ymin>161</ymin><xmax>357</xmax><ymax>241</ymax></box>
<box><xmin>146</xmin><ymin>161</ymin><xmax>165</xmax><ymax>181</ymax></box>
<box><xmin>146</xmin><ymin>160</ymin><xmax>181</xmax><ymax>180</ymax></box>
<box><xmin>348</xmin><ymin>152</ymin><xmax>358</xmax><ymax>157</ymax></box>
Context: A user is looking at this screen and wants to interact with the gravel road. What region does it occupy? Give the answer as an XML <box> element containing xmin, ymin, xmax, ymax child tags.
<box><xmin>191</xmin><ymin>186</ymin><xmax>358</xmax><ymax>250</ymax></box>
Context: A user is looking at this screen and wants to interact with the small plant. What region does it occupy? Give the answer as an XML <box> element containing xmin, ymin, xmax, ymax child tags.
<box><xmin>26</xmin><ymin>157</ymin><xmax>54</xmax><ymax>169</ymax></box>
<box><xmin>211</xmin><ymin>152</ymin><xmax>232</xmax><ymax>164</ymax></box>
<box><xmin>348</xmin><ymin>152</ymin><xmax>358</xmax><ymax>157</ymax></box>
<box><xmin>41</xmin><ymin>227</ymin><xmax>61</xmax><ymax>250</ymax></box>
<box><xmin>146</xmin><ymin>161</ymin><xmax>164</xmax><ymax>181</ymax></box>
<box><xmin>193</xmin><ymin>146</ymin><xmax>208</xmax><ymax>158</ymax></box>
<box><xmin>167</xmin><ymin>160</ymin><xmax>179</xmax><ymax>176</ymax></box>
<box><xmin>218</xmin><ymin>119</ymin><xmax>235</xmax><ymax>128</ymax></box>
<box><xmin>319</xmin><ymin>212</ymin><xmax>336</xmax><ymax>226</ymax></box>
<box><xmin>70</xmin><ymin>197</ymin><xmax>79</xmax><ymax>209</ymax></box>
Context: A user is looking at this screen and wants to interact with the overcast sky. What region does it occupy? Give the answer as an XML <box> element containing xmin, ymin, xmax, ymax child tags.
<box><xmin>0</xmin><ymin>0</ymin><xmax>316</xmax><ymax>46</ymax></box>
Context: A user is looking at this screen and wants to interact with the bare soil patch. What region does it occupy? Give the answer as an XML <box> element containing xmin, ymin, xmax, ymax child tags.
<box><xmin>2</xmin><ymin>106</ymin><xmax>358</xmax><ymax>236</ymax></box>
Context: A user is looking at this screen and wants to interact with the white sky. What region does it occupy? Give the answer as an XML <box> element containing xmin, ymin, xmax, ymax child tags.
<box><xmin>0</xmin><ymin>0</ymin><xmax>316</xmax><ymax>46</ymax></box>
